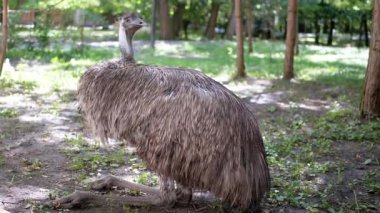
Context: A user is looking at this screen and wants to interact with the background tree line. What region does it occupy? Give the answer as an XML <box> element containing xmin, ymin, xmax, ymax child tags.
<box><xmin>1</xmin><ymin>0</ymin><xmax>372</xmax><ymax>46</ymax></box>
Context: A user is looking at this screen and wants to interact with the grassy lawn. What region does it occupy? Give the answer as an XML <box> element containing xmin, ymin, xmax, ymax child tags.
<box><xmin>1</xmin><ymin>37</ymin><xmax>379</xmax><ymax>212</ymax></box>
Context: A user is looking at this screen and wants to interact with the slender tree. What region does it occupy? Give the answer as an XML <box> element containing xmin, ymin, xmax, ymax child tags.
<box><xmin>0</xmin><ymin>0</ymin><xmax>9</xmax><ymax>77</ymax></box>
<box><xmin>226</xmin><ymin>0</ymin><xmax>236</xmax><ymax>39</ymax></box>
<box><xmin>246</xmin><ymin>0</ymin><xmax>254</xmax><ymax>53</ymax></box>
<box><xmin>283</xmin><ymin>0</ymin><xmax>298</xmax><ymax>80</ymax></box>
<box><xmin>205</xmin><ymin>0</ymin><xmax>221</xmax><ymax>39</ymax></box>
<box><xmin>327</xmin><ymin>18</ymin><xmax>335</xmax><ymax>45</ymax></box>
<box><xmin>361</xmin><ymin>0</ymin><xmax>380</xmax><ymax>118</ymax></box>
<box><xmin>363</xmin><ymin>13</ymin><xmax>369</xmax><ymax>47</ymax></box>
<box><xmin>314</xmin><ymin>17</ymin><xmax>320</xmax><ymax>45</ymax></box>
<box><xmin>151</xmin><ymin>0</ymin><xmax>157</xmax><ymax>48</ymax></box>
<box><xmin>295</xmin><ymin>14</ymin><xmax>299</xmax><ymax>55</ymax></box>
<box><xmin>172</xmin><ymin>2</ymin><xmax>186</xmax><ymax>38</ymax></box>
<box><xmin>158</xmin><ymin>0</ymin><xmax>174</xmax><ymax>40</ymax></box>
<box><xmin>234</xmin><ymin>0</ymin><xmax>246</xmax><ymax>78</ymax></box>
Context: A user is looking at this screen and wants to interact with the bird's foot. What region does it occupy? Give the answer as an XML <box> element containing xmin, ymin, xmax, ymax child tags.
<box><xmin>51</xmin><ymin>190</ymin><xmax>99</xmax><ymax>209</ymax></box>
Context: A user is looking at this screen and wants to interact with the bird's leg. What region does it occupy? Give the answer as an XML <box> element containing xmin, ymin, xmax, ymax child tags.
<box><xmin>159</xmin><ymin>176</ymin><xmax>177</xmax><ymax>207</ymax></box>
<box><xmin>52</xmin><ymin>190</ymin><xmax>99</xmax><ymax>209</ymax></box>
<box><xmin>53</xmin><ymin>176</ymin><xmax>194</xmax><ymax>209</ymax></box>
<box><xmin>51</xmin><ymin>190</ymin><xmax>162</xmax><ymax>209</ymax></box>
<box><xmin>175</xmin><ymin>183</ymin><xmax>192</xmax><ymax>206</ymax></box>
<box><xmin>99</xmin><ymin>131</ymin><xmax>109</xmax><ymax>146</ymax></box>
<box><xmin>91</xmin><ymin>175</ymin><xmax>160</xmax><ymax>196</ymax></box>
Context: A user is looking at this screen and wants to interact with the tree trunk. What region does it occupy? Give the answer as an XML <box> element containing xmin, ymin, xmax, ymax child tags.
<box><xmin>234</xmin><ymin>0</ymin><xmax>246</xmax><ymax>78</ymax></box>
<box><xmin>172</xmin><ymin>3</ymin><xmax>186</xmax><ymax>38</ymax></box>
<box><xmin>283</xmin><ymin>0</ymin><xmax>298</xmax><ymax>80</ymax></box>
<box><xmin>283</xmin><ymin>20</ymin><xmax>287</xmax><ymax>40</ymax></box>
<box><xmin>361</xmin><ymin>0</ymin><xmax>380</xmax><ymax>119</ymax></box>
<box><xmin>363</xmin><ymin>14</ymin><xmax>369</xmax><ymax>47</ymax></box>
<box><xmin>80</xmin><ymin>25</ymin><xmax>84</xmax><ymax>51</ymax></box>
<box><xmin>327</xmin><ymin>18</ymin><xmax>334</xmax><ymax>46</ymax></box>
<box><xmin>205</xmin><ymin>1</ymin><xmax>220</xmax><ymax>40</ymax></box>
<box><xmin>158</xmin><ymin>0</ymin><xmax>174</xmax><ymax>40</ymax></box>
<box><xmin>359</xmin><ymin>15</ymin><xmax>364</xmax><ymax>47</ymax></box>
<box><xmin>315</xmin><ymin>18</ymin><xmax>320</xmax><ymax>44</ymax></box>
<box><xmin>349</xmin><ymin>21</ymin><xmax>353</xmax><ymax>42</ymax></box>
<box><xmin>268</xmin><ymin>16</ymin><xmax>275</xmax><ymax>40</ymax></box>
<box><xmin>246</xmin><ymin>0</ymin><xmax>254</xmax><ymax>53</ymax></box>
<box><xmin>183</xmin><ymin>20</ymin><xmax>191</xmax><ymax>40</ymax></box>
<box><xmin>226</xmin><ymin>0</ymin><xmax>236</xmax><ymax>39</ymax></box>
<box><xmin>0</xmin><ymin>0</ymin><xmax>9</xmax><ymax>77</ymax></box>
<box><xmin>295</xmin><ymin>14</ymin><xmax>299</xmax><ymax>55</ymax></box>
<box><xmin>322</xmin><ymin>19</ymin><xmax>328</xmax><ymax>34</ymax></box>
<box><xmin>150</xmin><ymin>0</ymin><xmax>157</xmax><ymax>48</ymax></box>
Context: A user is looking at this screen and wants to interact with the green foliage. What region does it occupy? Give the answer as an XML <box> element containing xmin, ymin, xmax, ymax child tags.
<box><xmin>68</xmin><ymin>150</ymin><xmax>126</xmax><ymax>171</ymax></box>
<box><xmin>0</xmin><ymin>77</ymin><xmax>37</xmax><ymax>93</ymax></box>
<box><xmin>64</xmin><ymin>135</ymin><xmax>89</xmax><ymax>151</ymax></box>
<box><xmin>264</xmin><ymin>105</ymin><xmax>380</xmax><ymax>210</ymax></box>
<box><xmin>8</xmin><ymin>0</ymin><xmax>371</xmax><ymax>45</ymax></box>
<box><xmin>0</xmin><ymin>153</ymin><xmax>5</xmax><ymax>165</ymax></box>
<box><xmin>64</xmin><ymin>135</ymin><xmax>126</xmax><ymax>172</ymax></box>
<box><xmin>315</xmin><ymin>110</ymin><xmax>380</xmax><ymax>141</ymax></box>
<box><xmin>8</xmin><ymin>46</ymin><xmax>116</xmax><ymax>62</ymax></box>
<box><xmin>0</xmin><ymin>79</ymin><xmax>15</xmax><ymax>89</ymax></box>
<box><xmin>0</xmin><ymin>108</ymin><xmax>19</xmax><ymax>118</ymax></box>
<box><xmin>137</xmin><ymin>172</ymin><xmax>158</xmax><ymax>186</ymax></box>
<box><xmin>23</xmin><ymin>158</ymin><xmax>44</xmax><ymax>171</ymax></box>
<box><xmin>23</xmin><ymin>0</ymin><xmax>100</xmax><ymax>10</ymax></box>
<box><xmin>363</xmin><ymin>171</ymin><xmax>380</xmax><ymax>195</ymax></box>
<box><xmin>35</xmin><ymin>20</ymin><xmax>51</xmax><ymax>47</ymax></box>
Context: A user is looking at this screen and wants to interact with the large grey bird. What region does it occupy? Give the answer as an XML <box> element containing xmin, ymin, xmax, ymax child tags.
<box><xmin>54</xmin><ymin>13</ymin><xmax>270</xmax><ymax>212</ymax></box>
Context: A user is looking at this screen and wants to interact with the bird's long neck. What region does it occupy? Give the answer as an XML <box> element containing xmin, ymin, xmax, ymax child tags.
<box><xmin>119</xmin><ymin>23</ymin><xmax>135</xmax><ymax>62</ymax></box>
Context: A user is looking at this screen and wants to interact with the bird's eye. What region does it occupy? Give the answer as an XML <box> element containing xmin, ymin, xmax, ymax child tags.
<box><xmin>126</xmin><ymin>19</ymin><xmax>130</xmax><ymax>22</ymax></box>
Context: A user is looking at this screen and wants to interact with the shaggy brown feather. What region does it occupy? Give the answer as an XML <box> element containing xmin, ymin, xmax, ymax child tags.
<box><xmin>78</xmin><ymin>59</ymin><xmax>270</xmax><ymax>209</ymax></box>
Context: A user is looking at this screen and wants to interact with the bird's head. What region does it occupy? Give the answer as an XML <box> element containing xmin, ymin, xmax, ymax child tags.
<box><xmin>120</xmin><ymin>12</ymin><xmax>147</xmax><ymax>33</ymax></box>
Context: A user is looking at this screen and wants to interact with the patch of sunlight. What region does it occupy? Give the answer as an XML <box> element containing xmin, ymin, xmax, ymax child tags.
<box><xmin>3</xmin><ymin>70</ymin><xmax>78</xmax><ymax>94</ymax></box>
<box><xmin>0</xmin><ymin>185</ymin><xmax>49</xmax><ymax>202</ymax></box>
<box><xmin>0</xmin><ymin>208</ymin><xmax>10</xmax><ymax>213</ymax></box>
<box><xmin>0</xmin><ymin>94</ymin><xmax>37</xmax><ymax>109</ymax></box>
<box><xmin>52</xmin><ymin>58</ymin><xmax>94</xmax><ymax>67</ymax></box>
<box><xmin>276</xmin><ymin>99</ymin><xmax>330</xmax><ymax>112</ymax></box>
<box><xmin>227</xmin><ymin>79</ymin><xmax>273</xmax><ymax>96</ymax></box>
<box><xmin>297</xmin><ymin>102</ymin><xmax>329</xmax><ymax>111</ymax></box>
<box><xmin>155</xmin><ymin>41</ymin><xmax>188</xmax><ymax>54</ymax></box>
<box><xmin>87</xmin><ymin>41</ymin><xmax>118</xmax><ymax>48</ymax></box>
<box><xmin>213</xmin><ymin>64</ymin><xmax>235</xmax><ymax>81</ymax></box>
<box><xmin>19</xmin><ymin>113</ymin><xmax>65</xmax><ymax>125</ymax></box>
<box><xmin>252</xmin><ymin>53</ymin><xmax>267</xmax><ymax>59</ymax></box>
<box><xmin>154</xmin><ymin>41</ymin><xmax>209</xmax><ymax>58</ymax></box>
<box><xmin>298</xmin><ymin>67</ymin><xmax>337</xmax><ymax>81</ymax></box>
<box><xmin>254</xmin><ymin>52</ymin><xmax>284</xmax><ymax>59</ymax></box>
<box><xmin>247</xmin><ymin>92</ymin><xmax>285</xmax><ymax>104</ymax></box>
<box><xmin>304</xmin><ymin>46</ymin><xmax>368</xmax><ymax>66</ymax></box>
<box><xmin>272</xmin><ymin>52</ymin><xmax>285</xmax><ymax>58</ymax></box>
<box><xmin>2</xmin><ymin>59</ymin><xmax>16</xmax><ymax>72</ymax></box>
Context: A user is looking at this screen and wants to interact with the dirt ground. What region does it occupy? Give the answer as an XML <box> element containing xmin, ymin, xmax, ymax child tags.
<box><xmin>0</xmin><ymin>71</ymin><xmax>379</xmax><ymax>212</ymax></box>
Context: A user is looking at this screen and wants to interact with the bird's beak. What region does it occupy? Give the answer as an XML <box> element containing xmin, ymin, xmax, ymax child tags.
<box><xmin>134</xmin><ymin>17</ymin><xmax>148</xmax><ymax>27</ymax></box>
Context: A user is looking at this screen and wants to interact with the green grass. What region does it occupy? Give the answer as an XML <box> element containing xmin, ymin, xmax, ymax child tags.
<box><xmin>0</xmin><ymin>153</ymin><xmax>5</xmax><ymax>165</ymax></box>
<box><xmin>23</xmin><ymin>158</ymin><xmax>44</xmax><ymax>171</ymax></box>
<box><xmin>0</xmin><ymin>108</ymin><xmax>19</xmax><ymax>118</ymax></box>
<box><xmin>0</xmin><ymin>78</ymin><xmax>38</xmax><ymax>93</ymax></box>
<box><xmin>263</xmin><ymin>107</ymin><xmax>380</xmax><ymax>211</ymax></box>
<box><xmin>6</xmin><ymin>37</ymin><xmax>369</xmax><ymax>95</ymax></box>
<box><xmin>64</xmin><ymin>135</ymin><xmax>126</xmax><ymax>172</ymax></box>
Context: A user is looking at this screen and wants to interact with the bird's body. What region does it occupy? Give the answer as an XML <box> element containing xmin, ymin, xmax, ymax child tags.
<box><xmin>78</xmin><ymin>59</ymin><xmax>269</xmax><ymax>208</ymax></box>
